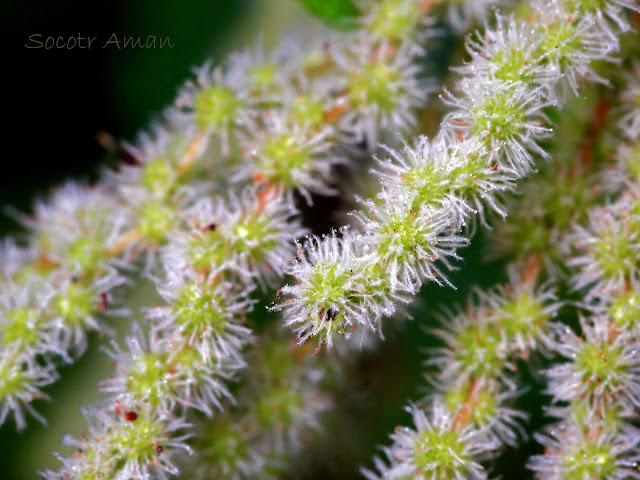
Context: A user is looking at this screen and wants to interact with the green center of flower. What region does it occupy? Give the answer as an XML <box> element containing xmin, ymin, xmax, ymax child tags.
<box><xmin>259</xmin><ymin>133</ymin><xmax>313</xmax><ymax>187</ymax></box>
<box><xmin>348</xmin><ymin>61</ymin><xmax>401</xmax><ymax>113</ymax></box>
<box><xmin>2</xmin><ymin>308</ymin><xmax>40</xmax><ymax>347</ymax></box>
<box><xmin>413</xmin><ymin>428</ymin><xmax>470</xmax><ymax>478</ymax></box>
<box><xmin>561</xmin><ymin>438</ymin><xmax>618</xmax><ymax>480</ymax></box>
<box><xmin>194</xmin><ymin>85</ymin><xmax>241</xmax><ymax>131</ymax></box>
<box><xmin>173</xmin><ymin>282</ymin><xmax>227</xmax><ymax>337</ymax></box>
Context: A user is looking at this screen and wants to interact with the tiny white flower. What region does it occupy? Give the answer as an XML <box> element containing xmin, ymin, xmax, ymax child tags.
<box><xmin>150</xmin><ymin>267</ymin><xmax>254</xmax><ymax>366</ymax></box>
<box><xmin>546</xmin><ymin>316</ymin><xmax>640</xmax><ymax>415</ymax></box>
<box><xmin>164</xmin><ymin>186</ymin><xmax>306</xmax><ymax>288</ymax></box>
<box><xmin>272</xmin><ymin>230</ymin><xmax>389</xmax><ymax>350</ymax></box>
<box><xmin>43</xmin><ymin>404</ymin><xmax>192</xmax><ymax>480</ymax></box>
<box><xmin>234</xmin><ymin>110</ymin><xmax>346</xmax><ymax>203</ymax></box>
<box><xmin>331</xmin><ymin>34</ymin><xmax>429</xmax><ymax>149</ymax></box>
<box><xmin>362</xmin><ymin>402</ymin><xmax>497</xmax><ymax>480</ymax></box>
<box><xmin>529</xmin><ymin>418</ymin><xmax>640</xmax><ymax>480</ymax></box>
<box><xmin>441</xmin><ymin>78</ymin><xmax>553</xmax><ymax>176</ymax></box>
<box><xmin>172</xmin><ymin>61</ymin><xmax>253</xmax><ymax>155</ymax></box>
<box><xmin>26</xmin><ymin>182</ymin><xmax>130</xmax><ymax>276</ymax></box>
<box><xmin>0</xmin><ymin>346</ymin><xmax>57</xmax><ymax>430</ymax></box>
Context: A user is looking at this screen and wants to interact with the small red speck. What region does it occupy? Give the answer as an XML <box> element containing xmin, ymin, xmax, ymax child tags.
<box><xmin>99</xmin><ymin>292</ymin><xmax>108</xmax><ymax>312</ymax></box>
<box><xmin>125</xmin><ymin>411</ymin><xmax>138</xmax><ymax>421</ymax></box>
<box><xmin>490</xmin><ymin>164</ymin><xmax>498</xmax><ymax>171</ymax></box>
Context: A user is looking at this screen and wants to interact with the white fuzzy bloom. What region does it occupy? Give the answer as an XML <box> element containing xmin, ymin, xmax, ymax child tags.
<box><xmin>357</xmin><ymin>192</ymin><xmax>467</xmax><ymax>293</ymax></box>
<box><xmin>100</xmin><ymin>323</ymin><xmax>179</xmax><ymax>411</ymax></box>
<box><xmin>371</xmin><ymin>136</ymin><xmax>515</xmax><ymax>231</ymax></box>
<box><xmin>546</xmin><ymin>316</ymin><xmax>640</xmax><ymax>416</ymax></box>
<box><xmin>1</xmin><ymin>277</ymin><xmax>62</xmax><ymax>358</ymax></box>
<box><xmin>331</xmin><ymin>34</ymin><xmax>429</xmax><ymax>149</ymax></box>
<box><xmin>0</xmin><ymin>345</ymin><xmax>57</xmax><ymax>430</ymax></box>
<box><xmin>226</xmin><ymin>34</ymin><xmax>318</xmax><ymax>100</ymax></box>
<box><xmin>441</xmin><ymin>78</ymin><xmax>553</xmax><ymax>176</ymax></box>
<box><xmin>1</xmin><ymin>259</ymin><xmax>125</xmax><ymax>361</ymax></box>
<box><xmin>425</xmin><ymin>378</ymin><xmax>529</xmax><ymax>448</ymax></box>
<box><xmin>568</xmin><ymin>191</ymin><xmax>640</xmax><ymax>295</ymax></box>
<box><xmin>272</xmin><ymin>230</ymin><xmax>390</xmax><ymax>350</ymax></box>
<box><xmin>429</xmin><ymin>269</ymin><xmax>560</xmax><ymax>388</ymax></box>
<box><xmin>164</xmin><ymin>186</ymin><xmax>306</xmax><ymax>288</ymax></box>
<box><xmin>456</xmin><ymin>14</ymin><xmax>557</xmax><ymax>86</ymax></box>
<box><xmin>481</xmin><ymin>265</ymin><xmax>561</xmax><ymax>353</ymax></box>
<box><xmin>50</xmin><ymin>268</ymin><xmax>126</xmax><ymax>355</ymax></box>
<box><xmin>235</xmin><ymin>110</ymin><xmax>346</xmax><ymax>203</ymax></box>
<box><xmin>362</xmin><ymin>402</ymin><xmax>497</xmax><ymax>480</ymax></box>
<box><xmin>12</xmin><ymin>0</ymin><xmax>640</xmax><ymax>477</ymax></box>
<box><xmin>529</xmin><ymin>418</ymin><xmax>640</xmax><ymax>480</ymax></box>
<box><xmin>273</xmin><ymin>0</ymin><xmax>635</xmax><ymax>353</ymax></box>
<box><xmin>1</xmin><ymin>269</ymin><xmax>125</xmax><ymax>364</ymax></box>
<box><xmin>42</xmin><ymin>404</ymin><xmax>193</xmax><ymax>480</ymax></box>
<box><xmin>109</xmin><ymin>122</ymin><xmax>206</xmax><ymax>197</ymax></box>
<box><xmin>530</xmin><ymin>3</ymin><xmax>619</xmax><ymax>97</ymax></box>
<box><xmin>25</xmin><ymin>182</ymin><xmax>130</xmax><ymax>275</ymax></box>
<box><xmin>101</xmin><ymin>321</ymin><xmax>238</xmax><ymax>418</ymax></box>
<box><xmin>429</xmin><ymin>301</ymin><xmax>515</xmax><ymax>388</ymax></box>
<box><xmin>172</xmin><ymin>62</ymin><xmax>253</xmax><ymax>155</ymax></box>
<box><xmin>150</xmin><ymin>267</ymin><xmax>254</xmax><ymax>366</ymax></box>
<box><xmin>0</xmin><ymin>182</ymin><xmax>130</xmax><ymax>431</ymax></box>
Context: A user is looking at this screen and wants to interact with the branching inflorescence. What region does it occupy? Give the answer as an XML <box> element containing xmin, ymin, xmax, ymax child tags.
<box><xmin>2</xmin><ymin>0</ymin><xmax>640</xmax><ymax>479</ymax></box>
<box><xmin>273</xmin><ymin>0</ymin><xmax>636</xmax><ymax>352</ymax></box>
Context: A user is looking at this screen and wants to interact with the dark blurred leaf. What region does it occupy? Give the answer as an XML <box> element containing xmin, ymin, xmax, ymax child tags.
<box><xmin>296</xmin><ymin>0</ymin><xmax>361</xmax><ymax>28</ymax></box>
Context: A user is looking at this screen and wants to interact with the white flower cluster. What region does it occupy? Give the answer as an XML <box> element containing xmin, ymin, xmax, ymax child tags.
<box><xmin>40</xmin><ymin>185</ymin><xmax>304</xmax><ymax>479</ymax></box>
<box><xmin>0</xmin><ymin>184</ymin><xmax>130</xmax><ymax>430</ymax></box>
<box><xmin>184</xmin><ymin>330</ymin><xmax>333</xmax><ymax>479</ymax></box>
<box><xmin>275</xmin><ymin>0</ymin><xmax>635</xmax><ymax>351</ymax></box>
<box><xmin>364</xmin><ymin>263</ymin><xmax>559</xmax><ymax>479</ymax></box>
<box><xmin>2</xmin><ymin>0</ymin><xmax>435</xmax><ymax>438</ymax></box>
<box><xmin>21</xmin><ymin>0</ymin><xmax>442</xmax><ymax>477</ymax></box>
<box><xmin>527</xmin><ymin>72</ymin><xmax>640</xmax><ymax>478</ymax></box>
<box><xmin>361</xmin><ymin>2</ymin><xmax>640</xmax><ymax>477</ymax></box>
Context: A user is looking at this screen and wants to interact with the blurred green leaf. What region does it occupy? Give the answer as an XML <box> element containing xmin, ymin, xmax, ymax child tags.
<box><xmin>296</xmin><ymin>0</ymin><xmax>361</xmax><ymax>28</ymax></box>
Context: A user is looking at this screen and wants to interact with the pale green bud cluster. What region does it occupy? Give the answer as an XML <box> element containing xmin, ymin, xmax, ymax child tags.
<box><xmin>275</xmin><ymin>0</ymin><xmax>634</xmax><ymax>354</ymax></box>
<box><xmin>365</xmin><ymin>263</ymin><xmax>558</xmax><ymax>479</ymax></box>
<box><xmin>25</xmin><ymin>0</ymin><xmax>440</xmax><ymax>477</ymax></box>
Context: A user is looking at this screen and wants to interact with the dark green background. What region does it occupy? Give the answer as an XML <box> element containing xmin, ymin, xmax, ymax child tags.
<box><xmin>1</xmin><ymin>0</ymin><xmax>256</xmax><ymax>234</ymax></box>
